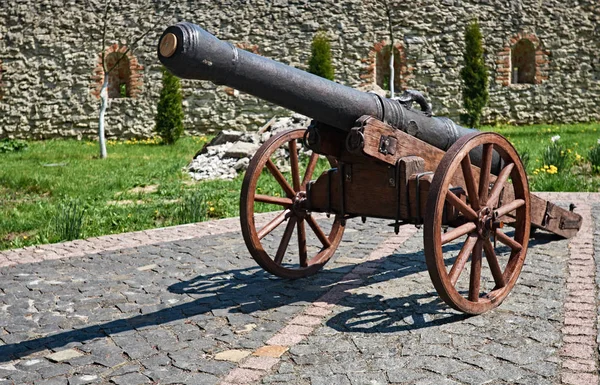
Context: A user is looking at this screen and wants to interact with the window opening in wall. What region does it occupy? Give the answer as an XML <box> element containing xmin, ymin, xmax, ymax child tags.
<box><xmin>105</xmin><ymin>52</ymin><xmax>132</xmax><ymax>98</ymax></box>
<box><xmin>376</xmin><ymin>45</ymin><xmax>403</xmax><ymax>90</ymax></box>
<box><xmin>511</xmin><ymin>39</ymin><xmax>536</xmax><ymax>84</ymax></box>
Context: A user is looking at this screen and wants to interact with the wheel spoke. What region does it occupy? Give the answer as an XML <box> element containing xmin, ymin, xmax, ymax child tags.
<box><xmin>306</xmin><ymin>215</ymin><xmax>332</xmax><ymax>248</ymax></box>
<box><xmin>441</xmin><ymin>222</ymin><xmax>477</xmax><ymax>245</ymax></box>
<box><xmin>289</xmin><ymin>140</ymin><xmax>301</xmax><ymax>191</ymax></box>
<box><xmin>445</xmin><ymin>190</ymin><xmax>477</xmax><ymax>221</ymax></box>
<box><xmin>478</xmin><ymin>144</ymin><xmax>494</xmax><ymax>206</ymax></box>
<box><xmin>449</xmin><ymin>234</ymin><xmax>478</xmax><ymax>286</ymax></box>
<box><xmin>257</xmin><ymin>210</ymin><xmax>289</xmax><ymax>240</ymax></box>
<box><xmin>494</xmin><ymin>198</ymin><xmax>525</xmax><ymax>218</ymax></box>
<box><xmin>468</xmin><ymin>239</ymin><xmax>483</xmax><ymax>302</ymax></box>
<box><xmin>302</xmin><ymin>152</ymin><xmax>320</xmax><ymax>189</ymax></box>
<box><xmin>461</xmin><ymin>154</ymin><xmax>480</xmax><ymax>211</ymax></box>
<box><xmin>255</xmin><ymin>194</ymin><xmax>293</xmax><ymax>206</ymax></box>
<box><xmin>495</xmin><ymin>228</ymin><xmax>523</xmax><ymax>252</ymax></box>
<box><xmin>483</xmin><ymin>238</ymin><xmax>506</xmax><ymax>288</ymax></box>
<box><xmin>297</xmin><ymin>219</ymin><xmax>308</xmax><ymax>267</ymax></box>
<box><xmin>266</xmin><ymin>159</ymin><xmax>296</xmax><ymax>198</ymax></box>
<box><xmin>486</xmin><ymin>163</ymin><xmax>514</xmax><ymax>208</ymax></box>
<box><xmin>274</xmin><ymin>217</ymin><xmax>297</xmax><ymax>265</ymax></box>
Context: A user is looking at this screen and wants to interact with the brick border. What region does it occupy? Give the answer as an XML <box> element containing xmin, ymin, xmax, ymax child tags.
<box><xmin>360</xmin><ymin>39</ymin><xmax>413</xmax><ymax>91</ymax></box>
<box><xmin>91</xmin><ymin>43</ymin><xmax>144</xmax><ymax>99</ymax></box>
<box><xmin>495</xmin><ymin>31</ymin><xmax>550</xmax><ymax>87</ymax></box>
<box><xmin>559</xmin><ymin>201</ymin><xmax>599</xmax><ymax>384</ymax></box>
<box><xmin>0</xmin><ymin>213</ymin><xmax>279</xmax><ymax>268</ymax></box>
<box><xmin>218</xmin><ymin>225</ymin><xmax>419</xmax><ymax>384</ymax></box>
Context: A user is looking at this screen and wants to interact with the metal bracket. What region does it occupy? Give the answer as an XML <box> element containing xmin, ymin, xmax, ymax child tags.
<box><xmin>303</xmin><ymin>123</ymin><xmax>321</xmax><ymax>152</ymax></box>
<box><xmin>344</xmin><ymin>164</ymin><xmax>352</xmax><ymax>182</ymax></box>
<box><xmin>560</xmin><ymin>217</ymin><xmax>581</xmax><ymax>230</ymax></box>
<box><xmin>379</xmin><ymin>135</ymin><xmax>397</xmax><ymax>156</ymax></box>
<box><xmin>394</xmin><ymin>159</ymin><xmax>402</xmax><ymax>234</ymax></box>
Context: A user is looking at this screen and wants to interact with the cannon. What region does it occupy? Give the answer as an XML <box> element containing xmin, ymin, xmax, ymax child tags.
<box><xmin>158</xmin><ymin>22</ymin><xmax>582</xmax><ymax>314</ymax></box>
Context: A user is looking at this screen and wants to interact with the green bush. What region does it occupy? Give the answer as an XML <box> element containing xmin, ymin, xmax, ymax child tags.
<box><xmin>0</xmin><ymin>139</ymin><xmax>28</xmax><ymax>153</ymax></box>
<box><xmin>308</xmin><ymin>32</ymin><xmax>334</xmax><ymax>81</ymax></box>
<box><xmin>460</xmin><ymin>21</ymin><xmax>489</xmax><ymax>128</ymax></box>
<box><xmin>155</xmin><ymin>67</ymin><xmax>185</xmax><ymax>144</ymax></box>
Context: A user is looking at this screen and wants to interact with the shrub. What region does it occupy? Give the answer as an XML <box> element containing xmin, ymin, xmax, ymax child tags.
<box><xmin>460</xmin><ymin>20</ymin><xmax>489</xmax><ymax>128</ymax></box>
<box><xmin>155</xmin><ymin>67</ymin><xmax>185</xmax><ymax>144</ymax></box>
<box><xmin>0</xmin><ymin>139</ymin><xmax>28</xmax><ymax>153</ymax></box>
<box><xmin>308</xmin><ymin>32</ymin><xmax>334</xmax><ymax>81</ymax></box>
<box><xmin>54</xmin><ymin>200</ymin><xmax>85</xmax><ymax>242</ymax></box>
<box><xmin>542</xmin><ymin>135</ymin><xmax>570</xmax><ymax>173</ymax></box>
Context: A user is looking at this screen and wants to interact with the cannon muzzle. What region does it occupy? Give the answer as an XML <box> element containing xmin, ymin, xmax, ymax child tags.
<box><xmin>158</xmin><ymin>22</ymin><xmax>496</xmax><ymax>166</ymax></box>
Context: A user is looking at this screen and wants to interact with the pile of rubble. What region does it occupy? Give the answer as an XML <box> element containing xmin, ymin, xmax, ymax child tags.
<box><xmin>187</xmin><ymin>114</ymin><xmax>310</xmax><ymax>181</ymax></box>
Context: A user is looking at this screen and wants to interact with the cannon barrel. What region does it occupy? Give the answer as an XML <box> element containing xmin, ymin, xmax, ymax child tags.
<box><xmin>157</xmin><ymin>22</ymin><xmax>485</xmax><ymax>156</ymax></box>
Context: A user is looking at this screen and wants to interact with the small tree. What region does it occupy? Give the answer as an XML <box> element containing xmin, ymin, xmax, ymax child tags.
<box><xmin>460</xmin><ymin>20</ymin><xmax>489</xmax><ymax>128</ymax></box>
<box><xmin>155</xmin><ymin>67</ymin><xmax>184</xmax><ymax>144</ymax></box>
<box><xmin>308</xmin><ymin>32</ymin><xmax>334</xmax><ymax>81</ymax></box>
<box><xmin>93</xmin><ymin>0</ymin><xmax>171</xmax><ymax>158</ymax></box>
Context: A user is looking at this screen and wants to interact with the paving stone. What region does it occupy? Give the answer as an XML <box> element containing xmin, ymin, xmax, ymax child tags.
<box><xmin>309</xmin><ymin>373</ymin><xmax>351</xmax><ymax>385</ymax></box>
<box><xmin>254</xmin><ymin>345</ymin><xmax>289</xmax><ymax>358</ymax></box>
<box><xmin>223</xmin><ymin>368</ymin><xmax>264</xmax><ymax>383</ymax></box>
<box><xmin>241</xmin><ymin>356</ymin><xmax>279</xmax><ymax>371</ymax></box>
<box><xmin>110</xmin><ymin>372</ymin><xmax>151</xmax><ymax>385</ymax></box>
<box><xmin>34</xmin><ymin>377</ymin><xmax>68</xmax><ymax>385</ymax></box>
<box><xmin>46</xmin><ymin>349</ymin><xmax>84</xmax><ymax>362</ymax></box>
<box><xmin>386</xmin><ymin>368</ymin><xmax>427</xmax><ymax>384</ymax></box>
<box><xmin>347</xmin><ymin>371</ymin><xmax>388</xmax><ymax>385</ymax></box>
<box><xmin>0</xmin><ymin>204</ymin><xmax>596</xmax><ymax>384</ymax></box>
<box><xmin>67</xmin><ymin>374</ymin><xmax>99</xmax><ymax>385</ymax></box>
<box><xmin>214</xmin><ymin>349</ymin><xmax>252</xmax><ymax>362</ymax></box>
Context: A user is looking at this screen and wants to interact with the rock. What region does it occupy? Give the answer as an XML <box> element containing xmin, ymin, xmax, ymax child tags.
<box><xmin>223</xmin><ymin>142</ymin><xmax>260</xmax><ymax>158</ymax></box>
<box><xmin>186</xmin><ymin>115</ymin><xmax>309</xmax><ymax>181</ymax></box>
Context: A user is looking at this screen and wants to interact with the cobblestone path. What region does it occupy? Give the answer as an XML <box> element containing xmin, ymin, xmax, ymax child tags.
<box><xmin>0</xmin><ymin>193</ymin><xmax>598</xmax><ymax>385</ymax></box>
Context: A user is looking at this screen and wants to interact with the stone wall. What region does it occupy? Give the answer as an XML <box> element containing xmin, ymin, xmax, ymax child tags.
<box><xmin>0</xmin><ymin>0</ymin><xmax>598</xmax><ymax>139</ymax></box>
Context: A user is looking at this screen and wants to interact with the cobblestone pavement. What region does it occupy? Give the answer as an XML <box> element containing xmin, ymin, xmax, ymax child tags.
<box><xmin>0</xmin><ymin>193</ymin><xmax>598</xmax><ymax>385</ymax></box>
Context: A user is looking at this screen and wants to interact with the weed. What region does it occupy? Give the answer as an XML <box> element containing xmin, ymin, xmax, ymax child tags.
<box><xmin>54</xmin><ymin>200</ymin><xmax>85</xmax><ymax>241</ymax></box>
<box><xmin>519</xmin><ymin>151</ymin><xmax>530</xmax><ymax>171</ymax></box>
<box><xmin>541</xmin><ymin>135</ymin><xmax>570</xmax><ymax>173</ymax></box>
<box><xmin>0</xmin><ymin>139</ymin><xmax>28</xmax><ymax>153</ymax></box>
<box><xmin>588</xmin><ymin>141</ymin><xmax>600</xmax><ymax>174</ymax></box>
<box><xmin>178</xmin><ymin>191</ymin><xmax>208</xmax><ymax>224</ymax></box>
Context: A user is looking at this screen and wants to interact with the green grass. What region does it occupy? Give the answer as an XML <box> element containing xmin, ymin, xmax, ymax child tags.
<box><xmin>1</xmin><ymin>121</ymin><xmax>600</xmax><ymax>251</ymax></box>
<box><xmin>0</xmin><ymin>136</ymin><xmax>223</xmax><ymax>250</ymax></box>
<box><xmin>485</xmin><ymin>122</ymin><xmax>600</xmax><ymax>192</ymax></box>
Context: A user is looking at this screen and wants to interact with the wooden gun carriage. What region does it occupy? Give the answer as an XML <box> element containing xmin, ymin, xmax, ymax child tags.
<box><xmin>158</xmin><ymin>23</ymin><xmax>582</xmax><ymax>314</ymax></box>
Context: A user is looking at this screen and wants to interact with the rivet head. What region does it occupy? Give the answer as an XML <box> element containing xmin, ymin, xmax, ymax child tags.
<box><xmin>159</xmin><ymin>33</ymin><xmax>178</xmax><ymax>58</ymax></box>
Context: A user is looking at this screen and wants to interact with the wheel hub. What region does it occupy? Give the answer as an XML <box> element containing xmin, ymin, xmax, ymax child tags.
<box><xmin>292</xmin><ymin>191</ymin><xmax>308</xmax><ymax>218</ymax></box>
<box><xmin>477</xmin><ymin>207</ymin><xmax>495</xmax><ymax>238</ymax></box>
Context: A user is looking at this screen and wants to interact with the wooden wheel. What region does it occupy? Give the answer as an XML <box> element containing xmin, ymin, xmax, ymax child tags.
<box><xmin>240</xmin><ymin>128</ymin><xmax>345</xmax><ymax>279</ymax></box>
<box><xmin>424</xmin><ymin>132</ymin><xmax>530</xmax><ymax>314</ymax></box>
